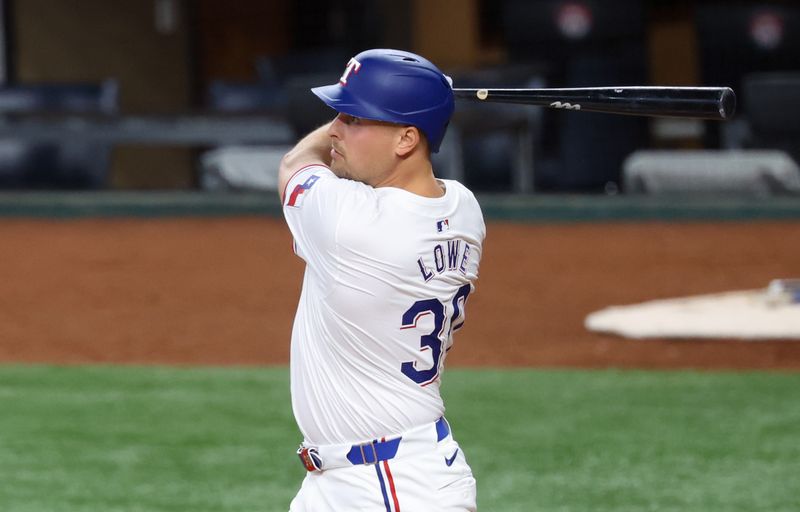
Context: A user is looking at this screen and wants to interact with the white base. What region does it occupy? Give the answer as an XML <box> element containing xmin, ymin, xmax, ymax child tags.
<box><xmin>585</xmin><ymin>286</ymin><xmax>800</xmax><ymax>340</ymax></box>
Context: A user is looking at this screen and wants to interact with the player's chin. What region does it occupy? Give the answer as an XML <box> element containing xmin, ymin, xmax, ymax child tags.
<box><xmin>329</xmin><ymin>161</ymin><xmax>351</xmax><ymax>179</ymax></box>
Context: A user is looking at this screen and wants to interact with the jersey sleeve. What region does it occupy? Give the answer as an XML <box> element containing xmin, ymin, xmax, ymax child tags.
<box><xmin>282</xmin><ymin>164</ymin><xmax>370</xmax><ymax>282</ymax></box>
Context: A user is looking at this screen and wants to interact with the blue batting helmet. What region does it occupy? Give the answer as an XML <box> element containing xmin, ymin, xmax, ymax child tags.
<box><xmin>311</xmin><ymin>49</ymin><xmax>454</xmax><ymax>153</ymax></box>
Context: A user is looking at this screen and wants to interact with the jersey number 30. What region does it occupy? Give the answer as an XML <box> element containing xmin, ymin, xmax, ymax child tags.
<box><xmin>400</xmin><ymin>283</ymin><xmax>471</xmax><ymax>386</ymax></box>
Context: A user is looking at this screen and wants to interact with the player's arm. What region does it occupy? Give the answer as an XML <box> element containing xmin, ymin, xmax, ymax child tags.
<box><xmin>278</xmin><ymin>121</ymin><xmax>334</xmax><ymax>202</ymax></box>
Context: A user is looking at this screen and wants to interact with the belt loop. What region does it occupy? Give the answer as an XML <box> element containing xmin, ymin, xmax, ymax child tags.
<box><xmin>360</xmin><ymin>441</ymin><xmax>379</xmax><ymax>465</ymax></box>
<box><xmin>346</xmin><ymin>438</ymin><xmax>400</xmax><ymax>466</ymax></box>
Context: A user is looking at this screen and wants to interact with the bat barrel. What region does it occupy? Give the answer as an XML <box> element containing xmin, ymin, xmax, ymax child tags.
<box><xmin>718</xmin><ymin>87</ymin><xmax>736</xmax><ymax>119</ymax></box>
<box><xmin>453</xmin><ymin>86</ymin><xmax>736</xmax><ymax>120</ymax></box>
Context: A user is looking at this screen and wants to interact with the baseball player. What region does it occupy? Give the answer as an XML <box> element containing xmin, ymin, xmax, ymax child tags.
<box><xmin>279</xmin><ymin>49</ymin><xmax>485</xmax><ymax>511</ymax></box>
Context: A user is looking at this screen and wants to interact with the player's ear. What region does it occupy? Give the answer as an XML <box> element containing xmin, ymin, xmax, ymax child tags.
<box><xmin>395</xmin><ymin>126</ymin><xmax>420</xmax><ymax>157</ymax></box>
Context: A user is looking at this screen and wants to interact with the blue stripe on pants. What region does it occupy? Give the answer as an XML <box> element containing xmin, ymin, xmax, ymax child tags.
<box><xmin>374</xmin><ymin>461</ymin><xmax>392</xmax><ymax>512</ymax></box>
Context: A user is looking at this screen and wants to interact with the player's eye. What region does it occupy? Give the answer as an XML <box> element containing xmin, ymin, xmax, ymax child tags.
<box><xmin>339</xmin><ymin>113</ymin><xmax>361</xmax><ymax>125</ymax></box>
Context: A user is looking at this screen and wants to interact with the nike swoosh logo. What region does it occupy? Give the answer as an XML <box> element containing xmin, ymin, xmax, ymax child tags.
<box><xmin>444</xmin><ymin>449</ymin><xmax>459</xmax><ymax>467</ymax></box>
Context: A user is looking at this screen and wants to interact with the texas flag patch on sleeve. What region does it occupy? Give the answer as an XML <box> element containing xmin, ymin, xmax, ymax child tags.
<box><xmin>286</xmin><ymin>174</ymin><xmax>321</xmax><ymax>208</ymax></box>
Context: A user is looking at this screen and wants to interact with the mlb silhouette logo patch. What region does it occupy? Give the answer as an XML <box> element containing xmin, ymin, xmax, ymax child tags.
<box><xmin>436</xmin><ymin>219</ymin><xmax>450</xmax><ymax>232</ymax></box>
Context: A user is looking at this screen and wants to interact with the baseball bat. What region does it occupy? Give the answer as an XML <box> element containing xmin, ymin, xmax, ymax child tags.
<box><xmin>452</xmin><ymin>86</ymin><xmax>736</xmax><ymax>120</ymax></box>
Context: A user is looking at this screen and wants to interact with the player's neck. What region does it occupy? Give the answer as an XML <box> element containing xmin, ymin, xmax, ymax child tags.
<box><xmin>400</xmin><ymin>175</ymin><xmax>445</xmax><ymax>198</ymax></box>
<box><xmin>409</xmin><ymin>173</ymin><xmax>446</xmax><ymax>198</ymax></box>
<box><xmin>375</xmin><ymin>156</ymin><xmax>443</xmax><ymax>198</ymax></box>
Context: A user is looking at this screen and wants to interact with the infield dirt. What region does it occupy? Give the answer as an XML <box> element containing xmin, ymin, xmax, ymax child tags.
<box><xmin>2</xmin><ymin>217</ymin><xmax>799</xmax><ymax>369</ymax></box>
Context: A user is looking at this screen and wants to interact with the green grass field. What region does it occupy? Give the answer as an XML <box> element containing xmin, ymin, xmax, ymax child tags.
<box><xmin>1</xmin><ymin>365</ymin><xmax>798</xmax><ymax>511</ymax></box>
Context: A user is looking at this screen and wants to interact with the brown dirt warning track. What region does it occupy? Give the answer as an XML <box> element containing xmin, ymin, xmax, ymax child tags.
<box><xmin>1</xmin><ymin>217</ymin><xmax>799</xmax><ymax>369</ymax></box>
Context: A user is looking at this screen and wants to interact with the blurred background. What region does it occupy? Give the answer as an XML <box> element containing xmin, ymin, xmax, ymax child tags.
<box><xmin>0</xmin><ymin>0</ymin><xmax>799</xmax><ymax>195</ymax></box>
<box><xmin>1</xmin><ymin>6</ymin><xmax>798</xmax><ymax>510</ymax></box>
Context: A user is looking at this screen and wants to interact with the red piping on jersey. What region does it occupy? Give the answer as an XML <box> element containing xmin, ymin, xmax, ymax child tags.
<box><xmin>281</xmin><ymin>164</ymin><xmax>330</xmax><ymax>204</ymax></box>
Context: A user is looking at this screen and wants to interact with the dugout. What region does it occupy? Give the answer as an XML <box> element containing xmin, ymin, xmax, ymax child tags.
<box><xmin>0</xmin><ymin>80</ymin><xmax>118</xmax><ymax>189</ymax></box>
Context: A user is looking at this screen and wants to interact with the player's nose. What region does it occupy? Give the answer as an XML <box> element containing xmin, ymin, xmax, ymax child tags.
<box><xmin>328</xmin><ymin>115</ymin><xmax>345</xmax><ymax>138</ymax></box>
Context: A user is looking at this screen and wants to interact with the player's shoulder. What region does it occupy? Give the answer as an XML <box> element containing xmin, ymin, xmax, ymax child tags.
<box><xmin>283</xmin><ymin>164</ymin><xmax>376</xmax><ymax>208</ymax></box>
<box><xmin>438</xmin><ymin>178</ymin><xmax>472</xmax><ymax>195</ymax></box>
<box><xmin>441</xmin><ymin>179</ymin><xmax>482</xmax><ymax>209</ymax></box>
<box><xmin>440</xmin><ymin>179</ymin><xmax>486</xmax><ymax>238</ymax></box>
<box><xmin>284</xmin><ymin>164</ymin><xmax>334</xmax><ymax>188</ymax></box>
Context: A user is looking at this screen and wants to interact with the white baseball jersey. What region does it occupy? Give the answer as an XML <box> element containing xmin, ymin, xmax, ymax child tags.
<box><xmin>282</xmin><ymin>164</ymin><xmax>485</xmax><ymax>446</ymax></box>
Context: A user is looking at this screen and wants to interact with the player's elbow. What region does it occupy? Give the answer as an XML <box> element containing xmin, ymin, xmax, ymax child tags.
<box><xmin>278</xmin><ymin>150</ymin><xmax>300</xmax><ymax>201</ymax></box>
<box><xmin>279</xmin><ymin>145</ymin><xmax>316</xmax><ymax>178</ymax></box>
<box><xmin>278</xmin><ymin>149</ymin><xmax>295</xmax><ymax>179</ymax></box>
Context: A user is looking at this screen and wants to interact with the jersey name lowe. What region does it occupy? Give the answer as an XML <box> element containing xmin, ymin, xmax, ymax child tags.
<box><xmin>417</xmin><ymin>239</ymin><xmax>473</xmax><ymax>282</ymax></box>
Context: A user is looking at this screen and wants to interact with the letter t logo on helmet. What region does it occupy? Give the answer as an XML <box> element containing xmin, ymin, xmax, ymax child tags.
<box><xmin>339</xmin><ymin>58</ymin><xmax>362</xmax><ymax>85</ymax></box>
<box><xmin>311</xmin><ymin>49</ymin><xmax>455</xmax><ymax>153</ymax></box>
